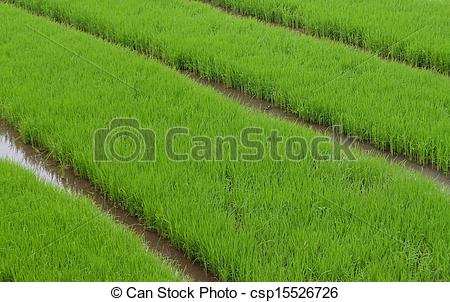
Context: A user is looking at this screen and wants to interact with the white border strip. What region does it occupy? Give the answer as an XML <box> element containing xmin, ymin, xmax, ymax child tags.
<box><xmin>1</xmin><ymin>282</ymin><xmax>448</xmax><ymax>302</ymax></box>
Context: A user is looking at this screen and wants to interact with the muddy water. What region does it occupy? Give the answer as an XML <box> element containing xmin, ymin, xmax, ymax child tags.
<box><xmin>184</xmin><ymin>71</ymin><xmax>449</xmax><ymax>189</ymax></box>
<box><xmin>0</xmin><ymin>120</ymin><xmax>216</xmax><ymax>282</ymax></box>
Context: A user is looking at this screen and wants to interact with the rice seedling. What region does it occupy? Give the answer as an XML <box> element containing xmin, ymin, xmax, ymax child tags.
<box><xmin>3</xmin><ymin>0</ymin><xmax>449</xmax><ymax>172</ymax></box>
<box><xmin>0</xmin><ymin>4</ymin><xmax>449</xmax><ymax>281</ymax></box>
<box><xmin>201</xmin><ymin>0</ymin><xmax>450</xmax><ymax>74</ymax></box>
<box><xmin>0</xmin><ymin>160</ymin><xmax>179</xmax><ymax>281</ymax></box>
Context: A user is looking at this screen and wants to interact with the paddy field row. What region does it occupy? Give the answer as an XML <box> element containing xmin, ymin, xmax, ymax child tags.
<box><xmin>0</xmin><ymin>160</ymin><xmax>179</xmax><ymax>282</ymax></box>
<box><xmin>202</xmin><ymin>0</ymin><xmax>450</xmax><ymax>74</ymax></box>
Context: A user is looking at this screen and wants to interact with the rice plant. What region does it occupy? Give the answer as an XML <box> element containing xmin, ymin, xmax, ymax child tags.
<box><xmin>3</xmin><ymin>0</ymin><xmax>449</xmax><ymax>172</ymax></box>
<box><xmin>1</xmin><ymin>5</ymin><xmax>449</xmax><ymax>281</ymax></box>
<box><xmin>0</xmin><ymin>160</ymin><xmax>179</xmax><ymax>281</ymax></box>
<box><xmin>201</xmin><ymin>0</ymin><xmax>450</xmax><ymax>74</ymax></box>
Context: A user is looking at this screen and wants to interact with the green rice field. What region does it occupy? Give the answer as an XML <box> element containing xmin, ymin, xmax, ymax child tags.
<box><xmin>4</xmin><ymin>0</ymin><xmax>449</xmax><ymax>173</ymax></box>
<box><xmin>0</xmin><ymin>160</ymin><xmax>179</xmax><ymax>281</ymax></box>
<box><xmin>202</xmin><ymin>0</ymin><xmax>450</xmax><ymax>74</ymax></box>
<box><xmin>0</xmin><ymin>4</ymin><xmax>449</xmax><ymax>282</ymax></box>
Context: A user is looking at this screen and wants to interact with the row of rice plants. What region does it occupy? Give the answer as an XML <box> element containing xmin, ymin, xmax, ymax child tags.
<box><xmin>201</xmin><ymin>0</ymin><xmax>450</xmax><ymax>74</ymax></box>
<box><xmin>0</xmin><ymin>161</ymin><xmax>179</xmax><ymax>281</ymax></box>
<box><xmin>1</xmin><ymin>5</ymin><xmax>448</xmax><ymax>281</ymax></box>
<box><xmin>4</xmin><ymin>0</ymin><xmax>449</xmax><ymax>173</ymax></box>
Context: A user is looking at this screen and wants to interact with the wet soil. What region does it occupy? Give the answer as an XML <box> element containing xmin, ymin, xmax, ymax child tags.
<box><xmin>0</xmin><ymin>120</ymin><xmax>216</xmax><ymax>282</ymax></box>
<box><xmin>184</xmin><ymin>71</ymin><xmax>449</xmax><ymax>189</ymax></box>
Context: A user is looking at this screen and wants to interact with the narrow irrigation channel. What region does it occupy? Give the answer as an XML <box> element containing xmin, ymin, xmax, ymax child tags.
<box><xmin>186</xmin><ymin>71</ymin><xmax>450</xmax><ymax>189</ymax></box>
<box><xmin>0</xmin><ymin>120</ymin><xmax>216</xmax><ymax>282</ymax></box>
